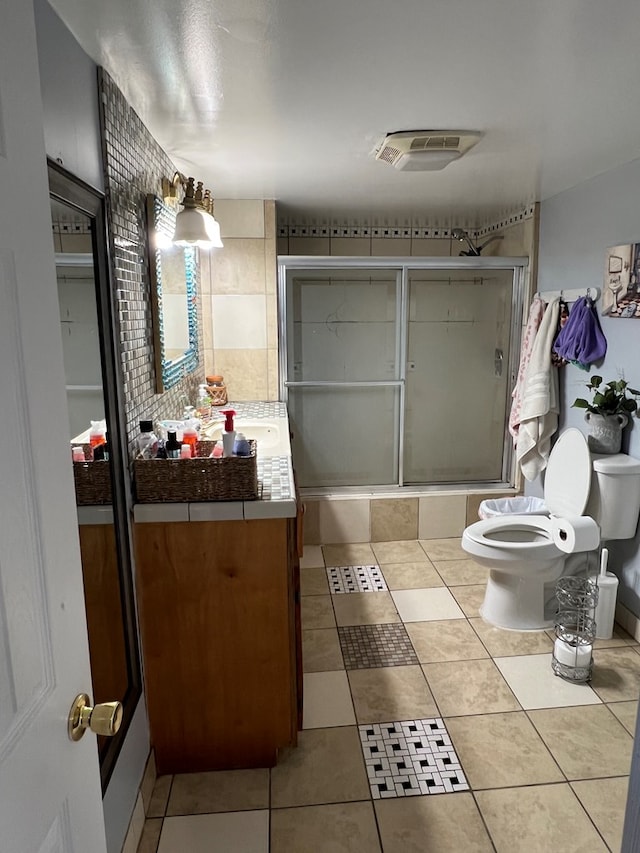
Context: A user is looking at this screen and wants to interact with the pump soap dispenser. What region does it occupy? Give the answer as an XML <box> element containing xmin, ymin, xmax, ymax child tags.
<box><xmin>220</xmin><ymin>409</ymin><xmax>236</xmax><ymax>458</ymax></box>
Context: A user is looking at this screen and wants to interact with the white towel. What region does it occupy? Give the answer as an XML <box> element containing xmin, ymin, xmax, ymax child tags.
<box><xmin>516</xmin><ymin>298</ymin><xmax>560</xmax><ymax>481</ymax></box>
<box><xmin>509</xmin><ymin>295</ymin><xmax>546</xmax><ymax>442</ymax></box>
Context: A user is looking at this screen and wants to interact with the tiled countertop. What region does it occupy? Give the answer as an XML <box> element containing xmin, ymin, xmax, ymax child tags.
<box><xmin>133</xmin><ymin>401</ymin><xmax>297</xmax><ymax>523</ymax></box>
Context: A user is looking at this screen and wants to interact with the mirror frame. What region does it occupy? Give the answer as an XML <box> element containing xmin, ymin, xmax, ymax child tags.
<box><xmin>48</xmin><ymin>159</ymin><xmax>142</xmax><ymax>792</ymax></box>
<box><xmin>146</xmin><ymin>194</ymin><xmax>199</xmax><ymax>392</ymax></box>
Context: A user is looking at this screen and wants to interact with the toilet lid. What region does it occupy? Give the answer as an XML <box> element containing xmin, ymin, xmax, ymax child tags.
<box><xmin>544</xmin><ymin>428</ymin><xmax>591</xmax><ymax>516</ymax></box>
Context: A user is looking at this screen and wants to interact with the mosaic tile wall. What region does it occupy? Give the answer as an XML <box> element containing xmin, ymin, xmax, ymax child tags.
<box><xmin>98</xmin><ymin>69</ymin><xmax>204</xmax><ymax>452</ymax></box>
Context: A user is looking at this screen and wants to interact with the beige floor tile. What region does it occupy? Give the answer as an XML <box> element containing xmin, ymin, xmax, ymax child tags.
<box><xmin>450</xmin><ymin>584</ymin><xmax>485</xmax><ymax>617</ymax></box>
<box><xmin>591</xmin><ymin>646</ymin><xmax>640</xmax><ymax>702</ymax></box>
<box><xmin>406</xmin><ymin>620</ymin><xmax>489</xmax><ymax>663</ymax></box>
<box><xmin>423</xmin><ymin>659</ymin><xmax>520</xmax><ymax>716</ymax></box>
<box><xmin>379</xmin><ymin>561</ymin><xmax>443</xmax><ymax>589</ymax></box>
<box><xmin>391</xmin><ymin>587</ymin><xmax>465</xmax><ymax>622</ymax></box>
<box><xmin>593</xmin><ymin>623</ymin><xmax>638</xmax><ymax>649</ymax></box>
<box><xmin>347</xmin><ymin>664</ymin><xmax>438</xmax><ymax>722</ymax></box>
<box><xmin>446</xmin><ymin>711</ymin><xmax>564</xmax><ymax>789</ymax></box>
<box><xmin>302</xmin><ymin>628</ymin><xmax>345</xmax><ymax>672</ymax></box>
<box><xmin>432</xmin><ymin>559</ymin><xmax>488</xmax><ymax>586</ymax></box>
<box><xmin>528</xmin><ymin>705</ymin><xmax>633</xmax><ymax>779</ymax></box>
<box><xmin>370</xmin><ymin>498</ymin><xmax>418</xmax><ymax>542</ymax></box>
<box><xmin>332</xmin><ymin>591</ymin><xmax>400</xmax><ymax>626</ymax></box>
<box><xmin>607</xmin><ymin>699</ymin><xmax>639</xmax><ymax>735</ymax></box>
<box><xmin>494</xmin><ymin>653</ymin><xmax>601</xmax><ymax>710</ymax></box>
<box><xmin>300</xmin><ymin>544</ymin><xmax>325</xmax><ymax>568</ymax></box>
<box><xmin>371</xmin><ymin>540</ymin><xmax>426</xmax><ymax>563</ymax></box>
<box><xmin>158</xmin><ymin>810</ymin><xmax>269</xmax><ymax>853</ymax></box>
<box><xmin>375</xmin><ymin>793</ymin><xmax>494</xmax><ymax>853</ymax></box>
<box><xmin>571</xmin><ymin>776</ymin><xmax>629</xmax><ymax>853</ymax></box>
<box><xmin>323</xmin><ymin>543</ymin><xmax>376</xmax><ymax>566</ymax></box>
<box><xmin>476</xmin><ymin>784</ymin><xmax>608</xmax><ymax>852</ymax></box>
<box><xmin>301</xmin><ymin>567</ymin><xmax>330</xmax><ymax>596</ymax></box>
<box><xmin>419</xmin><ymin>538</ymin><xmax>467</xmax><ymax>561</ymax></box>
<box><xmin>470</xmin><ymin>617</ymin><xmax>554</xmax><ymax>657</ymax></box>
<box><xmin>271</xmin><ymin>802</ymin><xmax>381</xmax><ymax>853</ymax></box>
<box><xmin>271</xmin><ymin>727</ymin><xmax>370</xmax><ymax>808</ymax></box>
<box><xmin>147</xmin><ymin>775</ymin><xmax>172</xmax><ymax>818</ymax></box>
<box><xmin>138</xmin><ymin>819</ymin><xmax>162</xmax><ymax>853</ymax></box>
<box><xmin>166</xmin><ymin>769</ymin><xmax>269</xmax><ymax>815</ymax></box>
<box><xmin>302</xmin><ymin>670</ymin><xmax>356</xmax><ymax>728</ymax></box>
<box><xmin>301</xmin><ymin>595</ymin><xmax>336</xmax><ymax>629</ymax></box>
<box><xmin>140</xmin><ymin>752</ymin><xmax>157</xmax><ymax>816</ymax></box>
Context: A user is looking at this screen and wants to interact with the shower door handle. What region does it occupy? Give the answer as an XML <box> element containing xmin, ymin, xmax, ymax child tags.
<box><xmin>494</xmin><ymin>348</ymin><xmax>504</xmax><ymax>376</ymax></box>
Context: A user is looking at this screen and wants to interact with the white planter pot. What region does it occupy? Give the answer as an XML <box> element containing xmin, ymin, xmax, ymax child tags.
<box><xmin>585</xmin><ymin>412</ymin><xmax>628</xmax><ymax>454</ymax></box>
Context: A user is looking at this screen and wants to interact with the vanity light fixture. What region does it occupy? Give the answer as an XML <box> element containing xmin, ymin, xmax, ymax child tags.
<box><xmin>162</xmin><ymin>172</ymin><xmax>223</xmax><ymax>250</ymax></box>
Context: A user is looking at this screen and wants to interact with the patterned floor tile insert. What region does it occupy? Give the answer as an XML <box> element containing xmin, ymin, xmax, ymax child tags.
<box><xmin>360</xmin><ymin>719</ymin><xmax>469</xmax><ymax>799</ymax></box>
<box><xmin>327</xmin><ymin>565</ymin><xmax>388</xmax><ymax>594</ymax></box>
<box><xmin>338</xmin><ymin>624</ymin><xmax>418</xmax><ymax>669</ymax></box>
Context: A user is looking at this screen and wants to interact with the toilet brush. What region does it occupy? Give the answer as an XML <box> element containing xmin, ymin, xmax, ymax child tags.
<box><xmin>594</xmin><ymin>548</ymin><xmax>619</xmax><ymax>640</ymax></box>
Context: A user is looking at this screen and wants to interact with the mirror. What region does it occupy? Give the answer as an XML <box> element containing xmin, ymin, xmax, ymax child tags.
<box><xmin>49</xmin><ymin>160</ymin><xmax>141</xmax><ymax>792</ymax></box>
<box><xmin>146</xmin><ymin>195</ymin><xmax>199</xmax><ymax>392</ymax></box>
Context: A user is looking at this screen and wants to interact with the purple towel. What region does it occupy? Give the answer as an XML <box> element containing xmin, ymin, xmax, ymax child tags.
<box><xmin>552</xmin><ymin>296</ymin><xmax>607</xmax><ymax>368</ymax></box>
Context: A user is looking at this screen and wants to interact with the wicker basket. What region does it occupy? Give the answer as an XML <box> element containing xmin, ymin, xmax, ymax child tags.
<box><xmin>134</xmin><ymin>439</ymin><xmax>258</xmax><ymax>503</ymax></box>
<box><xmin>206</xmin><ymin>383</ymin><xmax>228</xmax><ymax>407</ymax></box>
<box><xmin>73</xmin><ymin>460</ymin><xmax>113</xmax><ymax>505</ymax></box>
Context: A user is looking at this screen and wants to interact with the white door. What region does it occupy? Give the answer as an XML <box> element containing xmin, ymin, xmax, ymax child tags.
<box><xmin>0</xmin><ymin>2</ymin><xmax>107</xmax><ymax>851</ymax></box>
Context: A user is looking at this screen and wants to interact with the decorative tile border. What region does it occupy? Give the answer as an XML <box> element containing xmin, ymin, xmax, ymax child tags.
<box><xmin>338</xmin><ymin>624</ymin><xmax>418</xmax><ymax>669</ymax></box>
<box><xmin>359</xmin><ymin>718</ymin><xmax>469</xmax><ymax>799</ymax></box>
<box><xmin>327</xmin><ymin>565</ymin><xmax>387</xmax><ymax>594</ymax></box>
<box><xmin>277</xmin><ymin>205</ymin><xmax>536</xmax><ymax>239</ymax></box>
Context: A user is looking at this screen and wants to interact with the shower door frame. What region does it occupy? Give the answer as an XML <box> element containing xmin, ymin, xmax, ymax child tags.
<box><xmin>278</xmin><ymin>256</ymin><xmax>528</xmax><ymax>491</ymax></box>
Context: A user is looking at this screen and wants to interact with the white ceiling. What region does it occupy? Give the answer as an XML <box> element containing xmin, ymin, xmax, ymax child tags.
<box><xmin>48</xmin><ymin>0</ymin><xmax>640</xmax><ymax>225</ymax></box>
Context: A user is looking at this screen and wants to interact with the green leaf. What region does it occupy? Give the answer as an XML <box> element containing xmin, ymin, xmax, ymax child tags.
<box><xmin>572</xmin><ymin>399</ymin><xmax>589</xmax><ymax>409</ymax></box>
<box><xmin>590</xmin><ymin>375</ymin><xmax>602</xmax><ymax>387</ymax></box>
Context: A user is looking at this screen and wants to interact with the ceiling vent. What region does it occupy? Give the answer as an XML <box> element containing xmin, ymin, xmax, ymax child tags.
<box><xmin>375</xmin><ymin>130</ymin><xmax>482</xmax><ymax>171</ymax></box>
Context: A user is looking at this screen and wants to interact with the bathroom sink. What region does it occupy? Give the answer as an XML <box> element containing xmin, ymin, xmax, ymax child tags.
<box><xmin>201</xmin><ymin>418</ymin><xmax>289</xmax><ymax>456</ymax></box>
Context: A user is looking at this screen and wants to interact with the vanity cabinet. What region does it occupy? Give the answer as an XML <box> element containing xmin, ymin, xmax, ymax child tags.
<box><xmin>134</xmin><ymin>516</ymin><xmax>300</xmax><ymax>774</ymax></box>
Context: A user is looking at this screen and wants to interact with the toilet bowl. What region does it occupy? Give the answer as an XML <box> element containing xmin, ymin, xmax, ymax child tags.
<box><xmin>462</xmin><ymin>428</ymin><xmax>640</xmax><ymax>631</ymax></box>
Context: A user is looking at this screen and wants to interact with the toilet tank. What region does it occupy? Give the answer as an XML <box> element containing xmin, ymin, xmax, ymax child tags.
<box><xmin>585</xmin><ymin>453</ymin><xmax>640</xmax><ymax>539</ymax></box>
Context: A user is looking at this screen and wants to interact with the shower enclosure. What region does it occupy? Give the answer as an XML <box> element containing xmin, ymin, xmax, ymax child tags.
<box><xmin>278</xmin><ymin>257</ymin><xmax>527</xmax><ymax>491</ymax></box>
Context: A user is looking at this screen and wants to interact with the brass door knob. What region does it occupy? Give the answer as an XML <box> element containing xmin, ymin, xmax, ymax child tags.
<box><xmin>68</xmin><ymin>693</ymin><xmax>123</xmax><ymax>741</ymax></box>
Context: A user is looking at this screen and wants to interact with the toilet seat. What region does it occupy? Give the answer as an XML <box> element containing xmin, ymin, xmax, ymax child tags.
<box><xmin>463</xmin><ymin>515</ymin><xmax>561</xmax><ymax>562</ymax></box>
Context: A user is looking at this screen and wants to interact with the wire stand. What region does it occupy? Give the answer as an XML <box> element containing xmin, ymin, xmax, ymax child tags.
<box><xmin>551</xmin><ymin>577</ymin><xmax>598</xmax><ymax>683</ymax></box>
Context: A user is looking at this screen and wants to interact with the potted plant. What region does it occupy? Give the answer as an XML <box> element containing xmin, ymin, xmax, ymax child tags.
<box><xmin>572</xmin><ymin>375</ymin><xmax>640</xmax><ymax>453</ymax></box>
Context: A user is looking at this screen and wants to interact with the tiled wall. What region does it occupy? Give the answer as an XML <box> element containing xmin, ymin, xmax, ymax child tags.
<box><xmin>302</xmin><ymin>492</ymin><xmax>516</xmax><ymax>545</ymax></box>
<box><xmin>200</xmin><ymin>199</ymin><xmax>278</xmax><ymax>401</ymax></box>
<box><xmin>277</xmin><ymin>207</ymin><xmax>538</xmax><ymax>260</ymax></box>
<box><xmin>98</xmin><ymin>69</ymin><xmax>204</xmax><ymax>448</ymax></box>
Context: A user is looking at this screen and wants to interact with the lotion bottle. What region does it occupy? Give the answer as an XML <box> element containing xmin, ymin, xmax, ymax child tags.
<box><xmin>220</xmin><ymin>409</ymin><xmax>236</xmax><ymax>457</ymax></box>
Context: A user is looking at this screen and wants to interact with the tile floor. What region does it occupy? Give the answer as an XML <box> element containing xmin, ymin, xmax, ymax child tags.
<box><xmin>138</xmin><ymin>537</ymin><xmax>640</xmax><ymax>852</ymax></box>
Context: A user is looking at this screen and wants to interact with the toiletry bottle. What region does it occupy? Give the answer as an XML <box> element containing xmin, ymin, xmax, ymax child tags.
<box><xmin>71</xmin><ymin>446</ymin><xmax>85</xmax><ymax>462</ymax></box>
<box><xmin>196</xmin><ymin>384</ymin><xmax>211</xmax><ymax>420</ymax></box>
<box><xmin>93</xmin><ymin>433</ymin><xmax>110</xmax><ymax>461</ymax></box>
<box><xmin>180</xmin><ymin>443</ymin><xmax>192</xmax><ymax>459</ymax></box>
<box><xmin>220</xmin><ymin>409</ymin><xmax>236</xmax><ymax>457</ymax></box>
<box><xmin>89</xmin><ymin>420</ymin><xmax>106</xmax><ymax>451</ymax></box>
<box><xmin>136</xmin><ymin>419</ymin><xmax>158</xmax><ymax>459</ymax></box>
<box><xmin>182</xmin><ymin>422</ymin><xmax>198</xmax><ymax>458</ymax></box>
<box><xmin>210</xmin><ymin>441</ymin><xmax>223</xmax><ymax>458</ymax></box>
<box><xmin>165</xmin><ymin>430</ymin><xmax>181</xmax><ymax>459</ymax></box>
<box><xmin>233</xmin><ymin>432</ymin><xmax>251</xmax><ymax>456</ymax></box>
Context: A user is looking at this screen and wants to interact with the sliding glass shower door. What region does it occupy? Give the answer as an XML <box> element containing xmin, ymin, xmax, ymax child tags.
<box><xmin>404</xmin><ymin>269</ymin><xmax>514</xmax><ymax>483</ymax></box>
<box><xmin>280</xmin><ymin>259</ymin><xmax>524</xmax><ymax>490</ymax></box>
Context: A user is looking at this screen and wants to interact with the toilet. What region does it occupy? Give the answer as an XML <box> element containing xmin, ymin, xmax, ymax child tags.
<box><xmin>462</xmin><ymin>428</ymin><xmax>640</xmax><ymax>630</ymax></box>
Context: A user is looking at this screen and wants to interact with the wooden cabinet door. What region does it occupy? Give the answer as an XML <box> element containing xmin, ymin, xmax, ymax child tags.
<box><xmin>135</xmin><ymin>518</ymin><xmax>297</xmax><ymax>773</ymax></box>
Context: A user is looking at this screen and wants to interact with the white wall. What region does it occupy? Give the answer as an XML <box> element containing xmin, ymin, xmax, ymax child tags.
<box><xmin>537</xmin><ymin>157</ymin><xmax>640</xmax><ymax>617</ymax></box>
